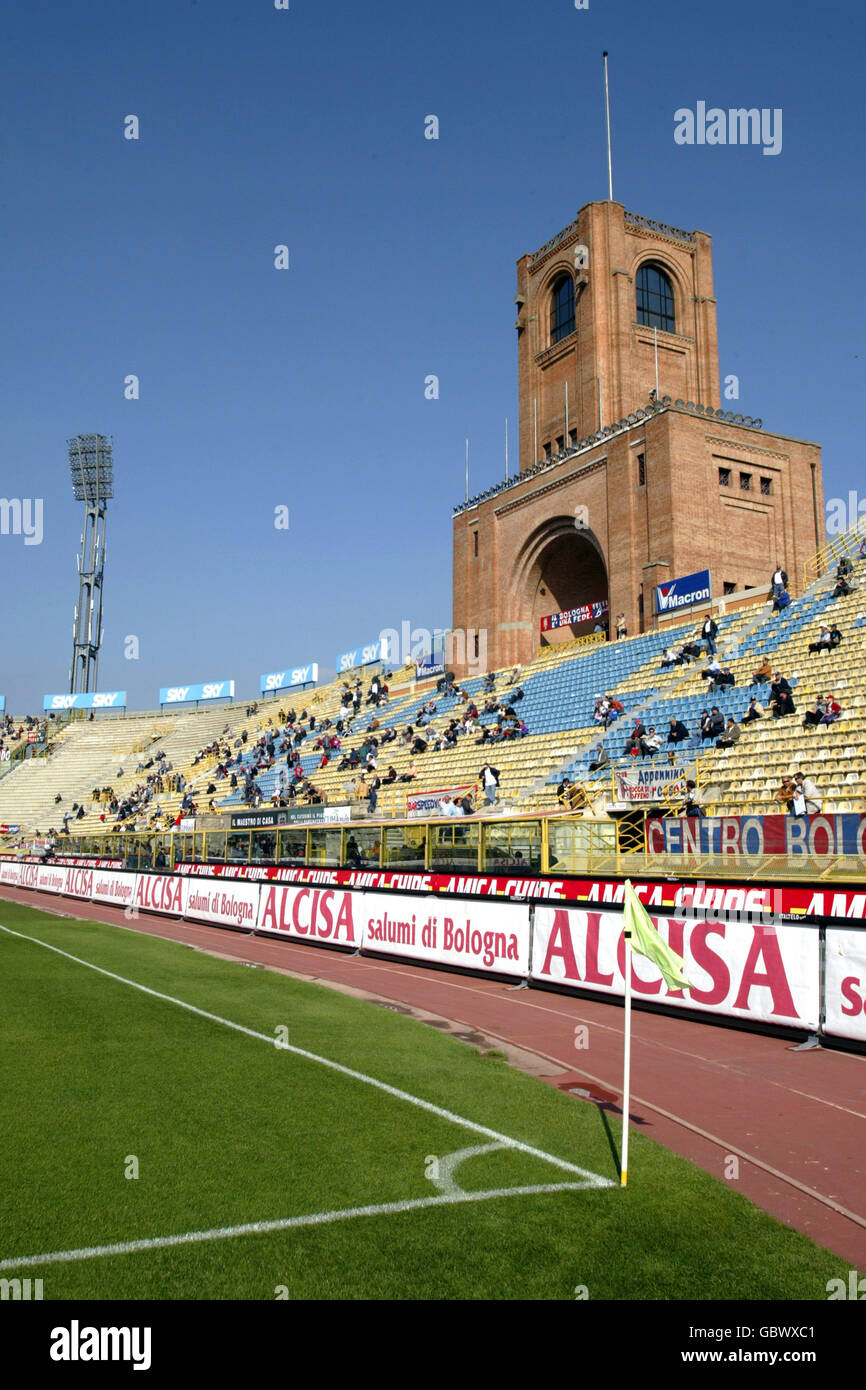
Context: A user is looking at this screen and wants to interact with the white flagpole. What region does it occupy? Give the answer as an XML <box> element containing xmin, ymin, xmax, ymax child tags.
<box><xmin>621</xmin><ymin>928</ymin><xmax>632</xmax><ymax>1187</ymax></box>
<box><xmin>603</xmin><ymin>51</ymin><xmax>614</xmax><ymax>201</ymax></box>
<box><xmin>465</xmin><ymin>438</ymin><xmax>469</xmax><ymax>502</ymax></box>
<box><xmin>505</xmin><ymin>417</ymin><xmax>509</xmax><ymax>481</ymax></box>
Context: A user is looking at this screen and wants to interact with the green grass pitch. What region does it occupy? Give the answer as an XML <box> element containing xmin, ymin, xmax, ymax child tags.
<box><xmin>0</xmin><ymin>899</ymin><xmax>847</xmax><ymax>1300</ymax></box>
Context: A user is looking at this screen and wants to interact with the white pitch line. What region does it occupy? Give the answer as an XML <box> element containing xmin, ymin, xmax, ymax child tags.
<box><xmin>0</xmin><ymin>922</ymin><xmax>613</xmax><ymax>1187</ymax></box>
<box><xmin>0</xmin><ymin>1182</ymin><xmax>595</xmax><ymax>1273</ymax></box>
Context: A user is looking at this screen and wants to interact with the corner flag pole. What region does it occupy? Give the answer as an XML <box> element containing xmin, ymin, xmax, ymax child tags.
<box><xmin>621</xmin><ymin>927</ymin><xmax>632</xmax><ymax>1187</ymax></box>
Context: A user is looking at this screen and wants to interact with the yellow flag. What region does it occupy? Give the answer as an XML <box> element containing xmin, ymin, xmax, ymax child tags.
<box><xmin>624</xmin><ymin>879</ymin><xmax>692</xmax><ymax>991</ymax></box>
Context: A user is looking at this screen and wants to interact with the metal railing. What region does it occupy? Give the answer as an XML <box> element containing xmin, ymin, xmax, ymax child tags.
<box><xmin>803</xmin><ymin>514</ymin><xmax>866</xmax><ymax>587</ymax></box>
<box><xmin>15</xmin><ymin>811</ymin><xmax>863</xmax><ymax>884</ymax></box>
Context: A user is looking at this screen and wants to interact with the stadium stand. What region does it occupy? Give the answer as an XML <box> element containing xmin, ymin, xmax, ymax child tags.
<box><xmin>0</xmin><ymin>541</ymin><xmax>862</xmax><ymax>844</ymax></box>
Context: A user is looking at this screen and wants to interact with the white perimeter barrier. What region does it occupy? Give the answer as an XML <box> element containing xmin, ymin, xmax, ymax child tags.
<box><xmin>1</xmin><ymin>860</ymin><xmax>863</xmax><ymax>1044</ymax></box>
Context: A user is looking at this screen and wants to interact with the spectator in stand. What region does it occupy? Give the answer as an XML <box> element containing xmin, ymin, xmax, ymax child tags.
<box><xmin>793</xmin><ymin>772</ymin><xmax>821</xmax><ymax>816</ymax></box>
<box><xmin>639</xmin><ymin>726</ymin><xmax>662</xmax><ymax>757</ymax></box>
<box><xmin>399</xmin><ymin>760</ymin><xmax>417</xmax><ymax>783</ymax></box>
<box><xmin>624</xmin><ymin>721</ymin><xmax>646</xmax><ymax>756</ymax></box>
<box><xmin>698</xmin><ymin>709</ymin><xmax>714</xmax><ymax>743</ymax></box>
<box><xmin>770</xmin><ymin>674</ymin><xmax>796</xmax><ymax>717</ymax></box>
<box><xmin>808</xmin><ymin>625</ymin><xmax>834</xmax><ymax>654</ymax></box>
<box><xmin>557</xmin><ymin>777</ymin><xmax>584</xmax><ymax>811</ymax></box>
<box><xmin>367</xmin><ymin>774</ymin><xmax>381</xmax><ymax>814</ymax></box>
<box><xmin>660</xmin><ymin>646</ymin><xmax>680</xmax><ymax>669</ymax></box>
<box><xmin>701</xmin><ymin>615</ymin><xmax>719</xmax><ymax>655</ymax></box>
<box><xmin>702</xmin><ymin>657</ymin><xmax>722</xmax><ymax>682</ymax></box>
<box><xmin>716</xmin><ymin>717</ymin><xmax>741</xmax><ymax>749</ymax></box>
<box><xmin>616</xmin><ymin>613</ymin><xmax>627</xmax><ymax>639</ymax></box>
<box><xmin>822</xmin><ymin>693</ymin><xmax>843</xmax><ymax>725</ymax></box>
<box><xmin>831</xmin><ymin>570</ymin><xmax>852</xmax><ymax>599</ymax></box>
<box><xmin>588</xmin><ymin>744</ymin><xmax>609</xmax><ymax>771</ymax></box>
<box><xmin>593</xmin><ymin>695</ymin><xmax>611</xmax><ymax>725</ymax></box>
<box><xmin>772</xmin><ymin>587</ymin><xmax>792</xmax><ymax>613</ymax></box>
<box><xmin>683</xmin><ymin>780</ymin><xmax>703</xmax><ymax>818</ymax></box>
<box><xmin>770</xmin><ymin>563</ymin><xmax>788</xmax><ymax>598</ymax></box>
<box><xmin>752</xmin><ymin>654</ymin><xmax>773</xmax><ymax>685</ymax></box>
<box><xmin>803</xmin><ymin>695</ymin><xmax>829</xmax><ymax>728</ymax></box>
<box><xmin>667</xmin><ymin>717</ymin><xmax>689</xmax><ymax>744</ymax></box>
<box><xmin>383</xmin><ymin>764</ymin><xmax>398</xmax><ymax>784</ymax></box>
<box><xmin>679</xmin><ymin>634</ymin><xmax>703</xmax><ymax>663</ymax></box>
<box><xmin>479</xmin><ymin>763</ymin><xmax>500</xmax><ymax>806</ymax></box>
<box><xmin>708</xmin><ymin>666</ymin><xmax>735</xmax><ymax>693</ymax></box>
<box><xmin>707</xmin><ymin>707</ymin><xmax>726</xmax><ymax>740</ymax></box>
<box><xmin>775</xmin><ymin>776</ymin><xmax>796</xmax><ymax>811</ymax></box>
<box><xmin>742</xmin><ymin>694</ymin><xmax>765</xmax><ymax>724</ymax></box>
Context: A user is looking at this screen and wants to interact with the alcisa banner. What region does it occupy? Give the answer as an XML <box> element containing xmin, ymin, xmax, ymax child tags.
<box><xmin>4</xmin><ymin>865</ymin><xmax>858</xmax><ymax>1040</ymax></box>
<box><xmin>530</xmin><ymin>906</ymin><xmax>820</xmax><ymax>1029</ymax></box>
<box><xmin>824</xmin><ymin>929</ymin><xmax>866</xmax><ymax>1043</ymax></box>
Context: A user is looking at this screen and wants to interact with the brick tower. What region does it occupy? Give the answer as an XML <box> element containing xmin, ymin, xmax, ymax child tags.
<box><xmin>452</xmin><ymin>200</ymin><xmax>823</xmax><ymax>672</ymax></box>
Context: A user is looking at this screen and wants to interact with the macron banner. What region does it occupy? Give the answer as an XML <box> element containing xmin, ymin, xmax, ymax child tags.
<box><xmin>530</xmin><ymin>907</ymin><xmax>820</xmax><ymax>1029</ymax></box>
<box><xmin>336</xmin><ymin>639</ymin><xmax>390</xmax><ymax>674</ymax></box>
<box><xmin>43</xmin><ymin>691</ymin><xmax>126</xmax><ymax>711</ymax></box>
<box><xmin>655</xmin><ymin>569</ymin><xmax>711</xmax><ymax>615</ymax></box>
<box><xmin>260</xmin><ymin>665</ymin><xmax>319</xmax><ymax>694</ymax></box>
<box><xmin>159</xmin><ymin>681</ymin><xmax>235</xmax><ymax>705</ymax></box>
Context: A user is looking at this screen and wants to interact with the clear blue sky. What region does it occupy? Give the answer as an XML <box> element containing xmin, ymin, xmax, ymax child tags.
<box><xmin>0</xmin><ymin>0</ymin><xmax>862</xmax><ymax>712</ymax></box>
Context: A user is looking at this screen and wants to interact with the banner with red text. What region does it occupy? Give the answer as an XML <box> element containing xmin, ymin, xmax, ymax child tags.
<box><xmin>185</xmin><ymin>878</ymin><xmax>260</xmax><ymax>931</ymax></box>
<box><xmin>360</xmin><ymin>891</ymin><xmax>530</xmax><ymax>977</ymax></box>
<box><xmin>823</xmin><ymin>929</ymin><xmax>866</xmax><ymax>1043</ymax></box>
<box><xmin>530</xmin><ymin>907</ymin><xmax>820</xmax><ymax>1028</ymax></box>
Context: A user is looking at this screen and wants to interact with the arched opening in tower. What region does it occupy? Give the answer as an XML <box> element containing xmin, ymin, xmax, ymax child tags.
<box><xmin>529</xmin><ymin>531</ymin><xmax>609</xmax><ymax>645</ymax></box>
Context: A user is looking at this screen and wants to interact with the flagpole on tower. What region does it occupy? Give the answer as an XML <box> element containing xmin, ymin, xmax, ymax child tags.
<box><xmin>603</xmin><ymin>51</ymin><xmax>614</xmax><ymax>201</ymax></box>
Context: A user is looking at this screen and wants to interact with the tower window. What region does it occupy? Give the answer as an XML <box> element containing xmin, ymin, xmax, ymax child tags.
<box><xmin>473</xmin><ymin>530</ymin><xmax>478</xmax><ymax>557</ymax></box>
<box><xmin>637</xmin><ymin>453</ymin><xmax>646</xmax><ymax>486</ymax></box>
<box><xmin>569</xmin><ymin>428</ymin><xmax>578</xmax><ymax>446</ymax></box>
<box><xmin>550</xmin><ymin>274</ymin><xmax>575</xmax><ymax>343</ymax></box>
<box><xmin>723</xmin><ymin>581</ymin><xmax>736</xmax><ymax>595</ymax></box>
<box><xmin>718</xmin><ymin>467</ymin><xmax>731</xmax><ymax>486</ymax></box>
<box><xmin>760</xmin><ymin>476</ymin><xmax>772</xmax><ymax>495</ymax></box>
<box><xmin>556</xmin><ymin>435</ymin><xmax>564</xmax><ymax>453</ymax></box>
<box><xmin>543</xmin><ymin>441</ymin><xmax>552</xmax><ymax>460</ymax></box>
<box><xmin>740</xmin><ymin>472</ymin><xmax>752</xmax><ymax>491</ymax></box>
<box><xmin>636</xmin><ymin>263</ymin><xmax>676</xmax><ymax>333</ymax></box>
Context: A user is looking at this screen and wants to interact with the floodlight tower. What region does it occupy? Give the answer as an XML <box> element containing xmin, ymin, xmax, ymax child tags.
<box><xmin>68</xmin><ymin>434</ymin><xmax>113</xmax><ymax>694</ymax></box>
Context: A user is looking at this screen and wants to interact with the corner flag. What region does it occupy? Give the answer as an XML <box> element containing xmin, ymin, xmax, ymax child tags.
<box><xmin>623</xmin><ymin>879</ymin><xmax>692</xmax><ymax>991</ymax></box>
<box><xmin>620</xmin><ymin>881</ymin><xmax>692</xmax><ymax>1189</ymax></box>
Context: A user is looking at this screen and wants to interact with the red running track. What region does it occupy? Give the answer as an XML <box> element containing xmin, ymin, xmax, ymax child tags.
<box><xmin>2</xmin><ymin>884</ymin><xmax>865</xmax><ymax>1269</ymax></box>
